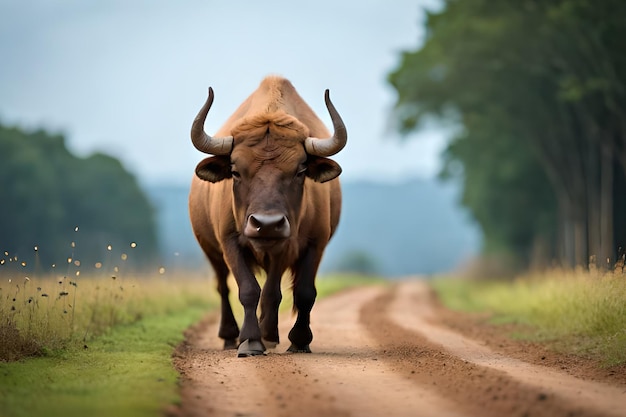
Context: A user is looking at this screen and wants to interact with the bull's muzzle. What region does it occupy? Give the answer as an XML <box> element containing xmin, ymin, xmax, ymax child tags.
<box><xmin>244</xmin><ymin>213</ymin><xmax>291</xmax><ymax>240</ymax></box>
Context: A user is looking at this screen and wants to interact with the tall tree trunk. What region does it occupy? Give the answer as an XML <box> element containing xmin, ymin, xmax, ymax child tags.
<box><xmin>585</xmin><ymin>139</ymin><xmax>601</xmax><ymax>268</ymax></box>
<box><xmin>559</xmin><ymin>209</ymin><xmax>575</xmax><ymax>268</ymax></box>
<box><xmin>557</xmin><ymin>192</ymin><xmax>587</xmax><ymax>268</ymax></box>
<box><xmin>598</xmin><ymin>144</ymin><xmax>614</xmax><ymax>268</ymax></box>
<box><xmin>613</xmin><ymin>165</ymin><xmax>626</xmax><ymax>271</ymax></box>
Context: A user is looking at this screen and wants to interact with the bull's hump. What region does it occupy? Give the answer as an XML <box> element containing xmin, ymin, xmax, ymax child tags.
<box><xmin>216</xmin><ymin>75</ymin><xmax>331</xmax><ymax>139</ymax></box>
<box><xmin>254</xmin><ymin>76</ymin><xmax>296</xmax><ymax>113</ymax></box>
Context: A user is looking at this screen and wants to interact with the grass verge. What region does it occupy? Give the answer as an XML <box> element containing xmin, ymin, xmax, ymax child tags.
<box><xmin>0</xmin><ymin>305</ymin><xmax>207</xmax><ymax>417</ymax></box>
<box><xmin>431</xmin><ymin>269</ymin><xmax>626</xmax><ymax>366</ymax></box>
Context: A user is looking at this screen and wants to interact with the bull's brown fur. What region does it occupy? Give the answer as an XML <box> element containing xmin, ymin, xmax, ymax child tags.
<box><xmin>188</xmin><ymin>76</ymin><xmax>345</xmax><ymax>356</ymax></box>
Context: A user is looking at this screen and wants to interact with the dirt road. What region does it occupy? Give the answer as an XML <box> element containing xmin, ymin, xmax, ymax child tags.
<box><xmin>169</xmin><ymin>280</ymin><xmax>626</xmax><ymax>417</ymax></box>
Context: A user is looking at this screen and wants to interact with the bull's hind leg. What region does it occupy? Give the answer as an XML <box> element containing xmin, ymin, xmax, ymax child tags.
<box><xmin>208</xmin><ymin>255</ymin><xmax>239</xmax><ymax>350</ymax></box>
<box><xmin>287</xmin><ymin>248</ymin><xmax>321</xmax><ymax>353</ymax></box>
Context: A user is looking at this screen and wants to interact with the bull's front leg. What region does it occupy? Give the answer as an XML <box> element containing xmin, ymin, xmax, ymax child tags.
<box><xmin>223</xmin><ymin>242</ymin><xmax>265</xmax><ymax>357</ymax></box>
<box><xmin>288</xmin><ymin>246</ymin><xmax>322</xmax><ymax>353</ymax></box>
<box><xmin>259</xmin><ymin>265</ymin><xmax>283</xmax><ymax>348</ymax></box>
<box><xmin>235</xmin><ymin>273</ymin><xmax>265</xmax><ymax>357</ymax></box>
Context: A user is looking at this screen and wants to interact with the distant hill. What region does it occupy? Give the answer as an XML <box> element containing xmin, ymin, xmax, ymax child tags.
<box><xmin>322</xmin><ymin>179</ymin><xmax>481</xmax><ymax>276</ymax></box>
<box><xmin>145</xmin><ymin>179</ymin><xmax>481</xmax><ymax>277</ymax></box>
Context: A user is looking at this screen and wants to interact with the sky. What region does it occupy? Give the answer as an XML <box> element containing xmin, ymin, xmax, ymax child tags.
<box><xmin>0</xmin><ymin>0</ymin><xmax>447</xmax><ymax>186</ymax></box>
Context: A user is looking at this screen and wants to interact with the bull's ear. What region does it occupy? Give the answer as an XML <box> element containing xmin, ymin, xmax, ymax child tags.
<box><xmin>306</xmin><ymin>157</ymin><xmax>342</xmax><ymax>183</ymax></box>
<box><xmin>195</xmin><ymin>156</ymin><xmax>232</xmax><ymax>183</ymax></box>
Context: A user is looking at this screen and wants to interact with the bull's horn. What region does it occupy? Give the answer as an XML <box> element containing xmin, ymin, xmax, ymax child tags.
<box><xmin>191</xmin><ymin>87</ymin><xmax>233</xmax><ymax>155</ymax></box>
<box><xmin>304</xmin><ymin>89</ymin><xmax>347</xmax><ymax>157</ymax></box>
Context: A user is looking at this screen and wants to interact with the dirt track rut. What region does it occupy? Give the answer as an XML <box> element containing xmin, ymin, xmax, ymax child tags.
<box><xmin>168</xmin><ymin>280</ymin><xmax>626</xmax><ymax>417</ymax></box>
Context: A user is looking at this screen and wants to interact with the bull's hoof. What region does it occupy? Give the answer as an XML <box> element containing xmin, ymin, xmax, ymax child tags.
<box><xmin>262</xmin><ymin>338</ymin><xmax>278</xmax><ymax>349</ymax></box>
<box><xmin>287</xmin><ymin>344</ymin><xmax>312</xmax><ymax>353</ymax></box>
<box><xmin>223</xmin><ymin>338</ymin><xmax>238</xmax><ymax>350</ymax></box>
<box><xmin>237</xmin><ymin>339</ymin><xmax>266</xmax><ymax>357</ymax></box>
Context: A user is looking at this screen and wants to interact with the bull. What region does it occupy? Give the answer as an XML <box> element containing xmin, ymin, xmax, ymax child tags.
<box><xmin>188</xmin><ymin>76</ymin><xmax>347</xmax><ymax>357</ymax></box>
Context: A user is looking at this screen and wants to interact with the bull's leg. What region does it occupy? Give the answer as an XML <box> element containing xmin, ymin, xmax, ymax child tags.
<box><xmin>235</xmin><ymin>275</ymin><xmax>264</xmax><ymax>357</ymax></box>
<box><xmin>288</xmin><ymin>247</ymin><xmax>321</xmax><ymax>353</ymax></box>
<box><xmin>208</xmin><ymin>255</ymin><xmax>239</xmax><ymax>350</ymax></box>
<box><xmin>223</xmin><ymin>242</ymin><xmax>265</xmax><ymax>357</ymax></box>
<box><xmin>259</xmin><ymin>268</ymin><xmax>283</xmax><ymax>348</ymax></box>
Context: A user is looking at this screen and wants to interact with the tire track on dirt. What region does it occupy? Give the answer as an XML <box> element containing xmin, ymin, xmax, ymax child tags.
<box><xmin>269</xmin><ymin>286</ymin><xmax>466</xmax><ymax>417</ymax></box>
<box><xmin>391</xmin><ymin>280</ymin><xmax>626</xmax><ymax>417</ymax></box>
<box><xmin>169</xmin><ymin>285</ymin><xmax>466</xmax><ymax>417</ymax></box>
<box><xmin>359</xmin><ymin>279</ymin><xmax>626</xmax><ymax>417</ymax></box>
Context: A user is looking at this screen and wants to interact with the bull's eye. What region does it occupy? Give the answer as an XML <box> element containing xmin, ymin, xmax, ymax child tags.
<box><xmin>231</xmin><ymin>168</ymin><xmax>241</xmax><ymax>179</ymax></box>
<box><xmin>296</xmin><ymin>167</ymin><xmax>307</xmax><ymax>178</ymax></box>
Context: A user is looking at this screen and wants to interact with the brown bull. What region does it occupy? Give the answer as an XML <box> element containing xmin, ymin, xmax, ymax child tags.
<box><xmin>188</xmin><ymin>76</ymin><xmax>347</xmax><ymax>357</ymax></box>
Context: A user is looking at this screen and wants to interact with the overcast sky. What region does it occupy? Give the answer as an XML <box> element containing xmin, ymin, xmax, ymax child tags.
<box><xmin>0</xmin><ymin>0</ymin><xmax>447</xmax><ymax>186</ymax></box>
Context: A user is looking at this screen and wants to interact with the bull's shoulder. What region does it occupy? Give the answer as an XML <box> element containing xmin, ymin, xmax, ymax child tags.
<box><xmin>189</xmin><ymin>177</ymin><xmax>234</xmax><ymax>228</ymax></box>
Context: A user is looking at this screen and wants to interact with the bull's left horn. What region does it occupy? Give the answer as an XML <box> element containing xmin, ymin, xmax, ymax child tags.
<box><xmin>191</xmin><ymin>87</ymin><xmax>233</xmax><ymax>155</ymax></box>
<box><xmin>304</xmin><ymin>90</ymin><xmax>347</xmax><ymax>157</ymax></box>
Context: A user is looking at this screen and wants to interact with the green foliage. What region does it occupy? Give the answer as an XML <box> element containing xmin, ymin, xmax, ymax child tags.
<box><xmin>333</xmin><ymin>250</ymin><xmax>381</xmax><ymax>276</ymax></box>
<box><xmin>441</xmin><ymin>125</ymin><xmax>557</xmax><ymax>261</ymax></box>
<box><xmin>432</xmin><ymin>270</ymin><xmax>626</xmax><ymax>366</ymax></box>
<box><xmin>0</xmin><ymin>124</ymin><xmax>158</xmax><ymax>268</ymax></box>
<box><xmin>389</xmin><ymin>0</ymin><xmax>626</xmax><ymax>269</ymax></box>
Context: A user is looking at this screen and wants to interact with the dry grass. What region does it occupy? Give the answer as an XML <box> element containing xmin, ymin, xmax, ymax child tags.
<box><xmin>0</xmin><ymin>262</ymin><xmax>216</xmax><ymax>361</ymax></box>
<box><xmin>433</xmin><ymin>267</ymin><xmax>626</xmax><ymax>366</ymax></box>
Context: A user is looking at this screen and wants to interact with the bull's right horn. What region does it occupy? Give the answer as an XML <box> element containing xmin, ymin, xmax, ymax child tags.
<box><xmin>191</xmin><ymin>87</ymin><xmax>233</xmax><ymax>155</ymax></box>
<box><xmin>304</xmin><ymin>89</ymin><xmax>347</xmax><ymax>157</ymax></box>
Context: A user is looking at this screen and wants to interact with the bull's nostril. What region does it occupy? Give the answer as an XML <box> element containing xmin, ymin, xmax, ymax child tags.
<box><xmin>245</xmin><ymin>213</ymin><xmax>290</xmax><ymax>239</ymax></box>
<box><xmin>249</xmin><ymin>215</ymin><xmax>262</xmax><ymax>231</ymax></box>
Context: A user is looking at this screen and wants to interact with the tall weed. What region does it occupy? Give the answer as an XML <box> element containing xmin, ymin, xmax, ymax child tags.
<box><xmin>0</xmin><ymin>250</ymin><xmax>215</xmax><ymax>361</ymax></box>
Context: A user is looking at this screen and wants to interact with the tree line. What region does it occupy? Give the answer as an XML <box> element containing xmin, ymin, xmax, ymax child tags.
<box><xmin>0</xmin><ymin>123</ymin><xmax>158</xmax><ymax>271</ymax></box>
<box><xmin>389</xmin><ymin>0</ymin><xmax>626</xmax><ymax>270</ymax></box>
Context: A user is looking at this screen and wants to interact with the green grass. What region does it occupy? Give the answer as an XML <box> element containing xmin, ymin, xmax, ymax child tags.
<box><xmin>431</xmin><ymin>269</ymin><xmax>626</xmax><ymax>366</ymax></box>
<box><xmin>0</xmin><ymin>306</ymin><xmax>207</xmax><ymax>417</ymax></box>
<box><xmin>316</xmin><ymin>273</ymin><xmax>385</xmax><ymax>298</ymax></box>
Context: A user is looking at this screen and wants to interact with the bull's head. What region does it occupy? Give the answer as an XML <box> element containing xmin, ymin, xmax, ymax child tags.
<box><xmin>191</xmin><ymin>87</ymin><xmax>346</xmax><ymax>252</ymax></box>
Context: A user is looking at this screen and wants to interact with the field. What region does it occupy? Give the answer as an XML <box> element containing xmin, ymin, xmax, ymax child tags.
<box><xmin>0</xmin><ymin>259</ymin><xmax>216</xmax><ymax>417</ymax></box>
<box><xmin>0</xmin><ymin>264</ymin><xmax>217</xmax><ymax>361</ymax></box>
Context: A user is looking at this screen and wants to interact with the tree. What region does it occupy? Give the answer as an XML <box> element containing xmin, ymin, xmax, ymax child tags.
<box><xmin>389</xmin><ymin>0</ymin><xmax>626</xmax><ymax>269</ymax></box>
<box><xmin>440</xmin><ymin>120</ymin><xmax>558</xmax><ymax>266</ymax></box>
<box><xmin>0</xmin><ymin>124</ymin><xmax>158</xmax><ymax>270</ymax></box>
<box><xmin>334</xmin><ymin>250</ymin><xmax>380</xmax><ymax>276</ymax></box>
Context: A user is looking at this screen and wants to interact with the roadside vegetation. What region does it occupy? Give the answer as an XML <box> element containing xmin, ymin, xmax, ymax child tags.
<box><xmin>432</xmin><ymin>267</ymin><xmax>626</xmax><ymax>367</ymax></box>
<box><xmin>0</xmin><ymin>303</ymin><xmax>208</xmax><ymax>417</ymax></box>
<box><xmin>0</xmin><ymin>266</ymin><xmax>216</xmax><ymax>361</ymax></box>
